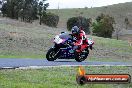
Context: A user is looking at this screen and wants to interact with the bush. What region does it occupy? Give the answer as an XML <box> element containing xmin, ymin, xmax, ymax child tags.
<box><xmin>41</xmin><ymin>12</ymin><xmax>59</xmax><ymax>27</ymax></box>
<box><xmin>67</xmin><ymin>16</ymin><xmax>91</xmax><ymax>34</ymax></box>
<box><xmin>92</xmin><ymin>14</ymin><xmax>115</xmax><ymax>38</ymax></box>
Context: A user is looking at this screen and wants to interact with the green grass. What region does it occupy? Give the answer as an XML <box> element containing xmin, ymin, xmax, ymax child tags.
<box><xmin>0</xmin><ymin>66</ymin><xmax>132</xmax><ymax>88</ymax></box>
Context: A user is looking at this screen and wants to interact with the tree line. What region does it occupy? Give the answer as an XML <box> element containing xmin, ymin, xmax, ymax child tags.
<box><xmin>1</xmin><ymin>0</ymin><xmax>59</xmax><ymax>27</ymax></box>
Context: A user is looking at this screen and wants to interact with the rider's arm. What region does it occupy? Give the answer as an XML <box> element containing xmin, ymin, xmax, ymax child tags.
<box><xmin>74</xmin><ymin>35</ymin><xmax>83</xmax><ymax>46</ymax></box>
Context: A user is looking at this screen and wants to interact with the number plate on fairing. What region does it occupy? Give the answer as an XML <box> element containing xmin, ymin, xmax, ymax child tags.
<box><xmin>58</xmin><ymin>48</ymin><xmax>74</xmax><ymax>59</ymax></box>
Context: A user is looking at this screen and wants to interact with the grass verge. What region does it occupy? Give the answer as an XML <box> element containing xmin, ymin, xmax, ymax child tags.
<box><xmin>0</xmin><ymin>66</ymin><xmax>132</xmax><ymax>88</ymax></box>
<box><xmin>0</xmin><ymin>54</ymin><xmax>45</xmax><ymax>59</ymax></box>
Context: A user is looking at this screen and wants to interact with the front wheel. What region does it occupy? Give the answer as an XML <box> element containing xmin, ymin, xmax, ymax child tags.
<box><xmin>46</xmin><ymin>48</ymin><xmax>57</xmax><ymax>61</ymax></box>
<box><xmin>75</xmin><ymin>49</ymin><xmax>89</xmax><ymax>62</ymax></box>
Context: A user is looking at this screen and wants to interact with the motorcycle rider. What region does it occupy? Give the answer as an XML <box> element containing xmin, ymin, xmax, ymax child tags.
<box><xmin>71</xmin><ymin>26</ymin><xmax>89</xmax><ymax>52</ymax></box>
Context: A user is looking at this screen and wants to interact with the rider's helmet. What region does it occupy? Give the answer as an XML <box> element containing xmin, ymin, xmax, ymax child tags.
<box><xmin>71</xmin><ymin>26</ymin><xmax>80</xmax><ymax>35</ymax></box>
<box><xmin>79</xmin><ymin>26</ymin><xmax>83</xmax><ymax>30</ymax></box>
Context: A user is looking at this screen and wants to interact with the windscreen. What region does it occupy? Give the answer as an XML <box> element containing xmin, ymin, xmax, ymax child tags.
<box><xmin>59</xmin><ymin>33</ymin><xmax>72</xmax><ymax>40</ymax></box>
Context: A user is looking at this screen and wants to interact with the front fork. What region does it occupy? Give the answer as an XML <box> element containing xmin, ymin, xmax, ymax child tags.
<box><xmin>52</xmin><ymin>45</ymin><xmax>60</xmax><ymax>58</ymax></box>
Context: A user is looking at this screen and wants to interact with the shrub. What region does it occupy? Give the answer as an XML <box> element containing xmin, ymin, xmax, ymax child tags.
<box><xmin>41</xmin><ymin>12</ymin><xmax>59</xmax><ymax>27</ymax></box>
<box><xmin>92</xmin><ymin>13</ymin><xmax>115</xmax><ymax>38</ymax></box>
<box><xmin>67</xmin><ymin>16</ymin><xmax>91</xmax><ymax>34</ymax></box>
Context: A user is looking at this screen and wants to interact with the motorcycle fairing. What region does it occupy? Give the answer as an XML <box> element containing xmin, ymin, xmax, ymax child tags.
<box><xmin>58</xmin><ymin>47</ymin><xmax>75</xmax><ymax>59</ymax></box>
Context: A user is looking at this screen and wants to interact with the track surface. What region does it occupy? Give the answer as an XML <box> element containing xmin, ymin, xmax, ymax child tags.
<box><xmin>0</xmin><ymin>59</ymin><xmax>132</xmax><ymax>68</ymax></box>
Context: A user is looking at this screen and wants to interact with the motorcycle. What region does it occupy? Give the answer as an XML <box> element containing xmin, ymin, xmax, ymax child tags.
<box><xmin>46</xmin><ymin>32</ymin><xmax>94</xmax><ymax>62</ymax></box>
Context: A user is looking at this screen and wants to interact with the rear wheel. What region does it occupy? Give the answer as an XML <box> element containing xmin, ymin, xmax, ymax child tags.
<box><xmin>75</xmin><ymin>49</ymin><xmax>89</xmax><ymax>62</ymax></box>
<box><xmin>46</xmin><ymin>48</ymin><xmax>57</xmax><ymax>61</ymax></box>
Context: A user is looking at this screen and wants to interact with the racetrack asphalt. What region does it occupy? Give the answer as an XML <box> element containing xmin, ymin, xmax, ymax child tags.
<box><xmin>0</xmin><ymin>59</ymin><xmax>132</xmax><ymax>69</ymax></box>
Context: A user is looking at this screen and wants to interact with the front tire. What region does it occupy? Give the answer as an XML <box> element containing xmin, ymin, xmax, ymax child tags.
<box><xmin>46</xmin><ymin>48</ymin><xmax>57</xmax><ymax>61</ymax></box>
<box><xmin>75</xmin><ymin>49</ymin><xmax>89</xmax><ymax>62</ymax></box>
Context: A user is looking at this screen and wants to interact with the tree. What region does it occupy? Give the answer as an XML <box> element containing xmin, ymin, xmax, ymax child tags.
<box><xmin>19</xmin><ymin>0</ymin><xmax>39</xmax><ymax>22</ymax></box>
<box><xmin>113</xmin><ymin>24</ymin><xmax>122</xmax><ymax>40</ymax></box>
<box><xmin>1</xmin><ymin>0</ymin><xmax>60</xmax><ymax>27</ymax></box>
<box><xmin>92</xmin><ymin>13</ymin><xmax>115</xmax><ymax>38</ymax></box>
<box><xmin>1</xmin><ymin>0</ymin><xmax>49</xmax><ymax>23</ymax></box>
<box><xmin>3</xmin><ymin>0</ymin><xmax>23</xmax><ymax>19</ymax></box>
<box><xmin>96</xmin><ymin>13</ymin><xmax>105</xmax><ymax>22</ymax></box>
<box><xmin>124</xmin><ymin>17</ymin><xmax>129</xmax><ymax>30</ymax></box>
<box><xmin>38</xmin><ymin>0</ymin><xmax>49</xmax><ymax>25</ymax></box>
<box><xmin>41</xmin><ymin>12</ymin><xmax>59</xmax><ymax>27</ymax></box>
<box><xmin>67</xmin><ymin>16</ymin><xmax>91</xmax><ymax>34</ymax></box>
<box><xmin>0</xmin><ymin>1</ymin><xmax>2</xmax><ymax>4</ymax></box>
<box><xmin>1</xmin><ymin>2</ymin><xmax>7</xmax><ymax>16</ymax></box>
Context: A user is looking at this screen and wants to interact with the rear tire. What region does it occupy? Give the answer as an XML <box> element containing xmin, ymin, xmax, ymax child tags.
<box><xmin>75</xmin><ymin>49</ymin><xmax>89</xmax><ymax>62</ymax></box>
<box><xmin>46</xmin><ymin>48</ymin><xmax>57</xmax><ymax>61</ymax></box>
